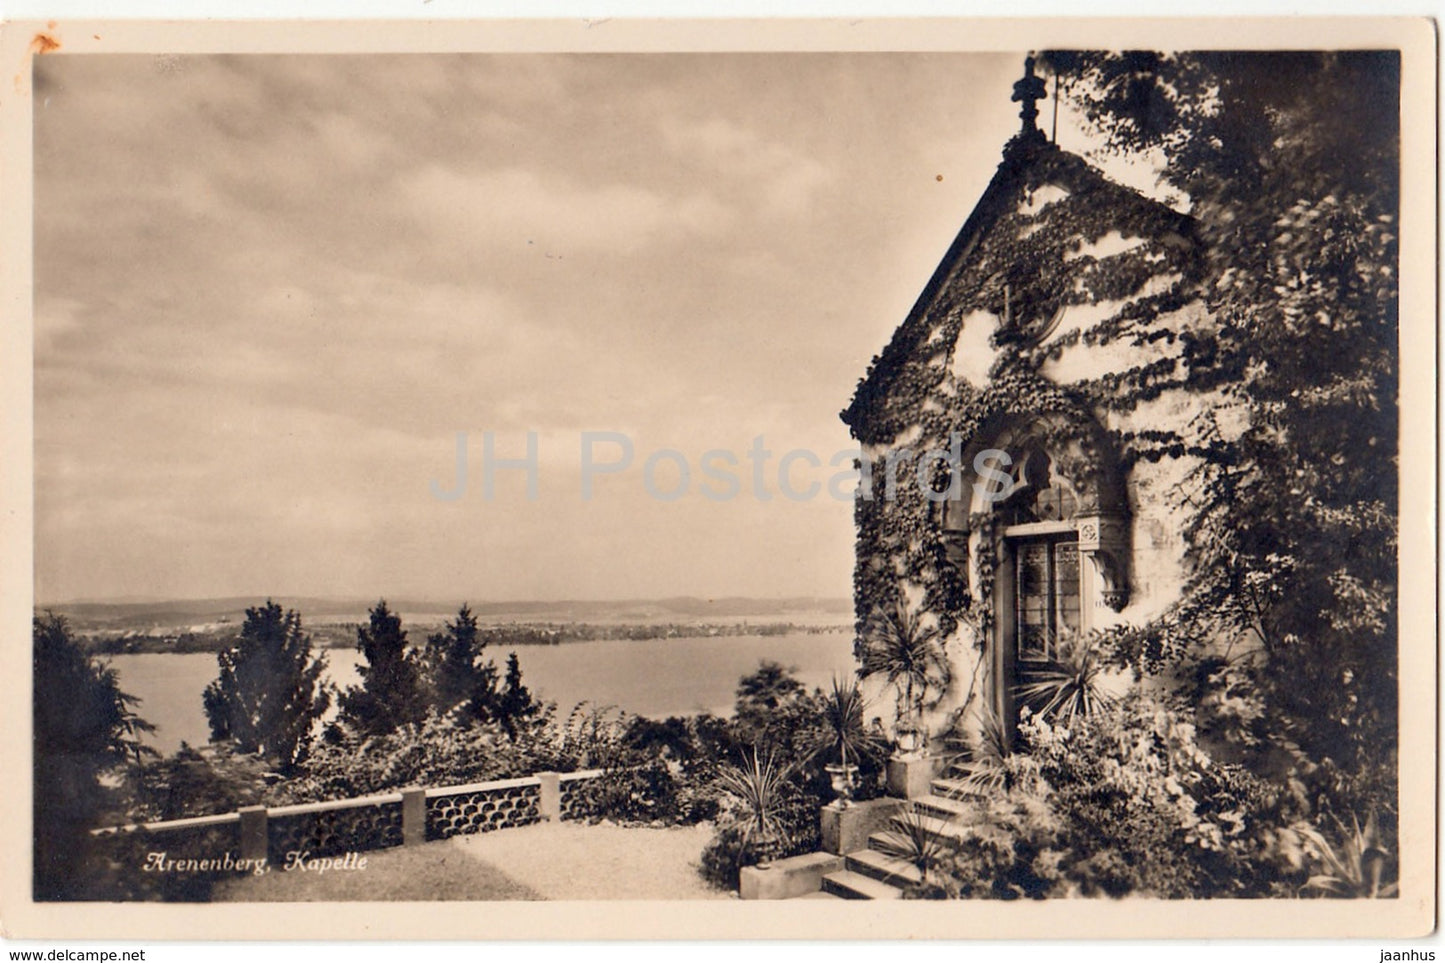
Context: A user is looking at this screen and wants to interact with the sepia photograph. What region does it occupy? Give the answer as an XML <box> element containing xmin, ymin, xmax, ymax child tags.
<box><xmin>2</xmin><ymin>15</ymin><xmax>1435</xmax><ymax>942</ymax></box>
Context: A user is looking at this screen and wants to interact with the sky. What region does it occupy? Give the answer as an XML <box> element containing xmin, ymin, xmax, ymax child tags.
<box><xmin>33</xmin><ymin>52</ymin><xmax>1116</xmax><ymax>604</ymax></box>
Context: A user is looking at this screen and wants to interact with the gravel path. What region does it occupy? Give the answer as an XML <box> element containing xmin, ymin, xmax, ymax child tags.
<box><xmin>448</xmin><ymin>821</ymin><xmax>733</xmax><ymax>900</ymax></box>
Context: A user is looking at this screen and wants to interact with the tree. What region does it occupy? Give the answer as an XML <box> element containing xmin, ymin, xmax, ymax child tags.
<box><xmin>202</xmin><ymin>600</ymin><xmax>331</xmax><ymax>772</ymax></box>
<box><xmin>423</xmin><ymin>603</ymin><xmax>498</xmax><ymax>722</ymax></box>
<box><xmin>33</xmin><ymin>612</ymin><xmax>155</xmax><ymax>900</ymax></box>
<box><xmin>493</xmin><ymin>651</ymin><xmax>543</xmax><ymax>741</ymax></box>
<box><xmin>1046</xmin><ymin>50</ymin><xmax>1399</xmax><ymax>800</ymax></box>
<box><xmin>733</xmin><ymin>660</ymin><xmax>816</xmax><ymax>758</ymax></box>
<box><xmin>338</xmin><ymin>599</ymin><xmax>427</xmax><ymax>737</ymax></box>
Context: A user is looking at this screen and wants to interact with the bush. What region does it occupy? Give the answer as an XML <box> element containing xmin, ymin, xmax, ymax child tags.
<box><xmin>931</xmin><ymin>689</ymin><xmax>1315</xmax><ymax>899</ymax></box>
<box><xmin>554</xmin><ymin>711</ymin><xmax>742</xmax><ymax>827</ymax></box>
<box><xmin>926</xmin><ymin>792</ymin><xmax>1066</xmax><ymax>899</ymax></box>
<box><xmin>33</xmin><ymin>613</ymin><xmax>154</xmax><ymax>901</ymax></box>
<box><xmin>270</xmin><ymin>713</ymin><xmax>527</xmax><ymax>804</ymax></box>
<box><xmin>573</xmin><ymin>758</ymin><xmax>681</xmax><ymax>825</ymax></box>
<box><xmin>699</xmin><ymin>823</ymin><xmax>764</xmax><ymax>891</ymax></box>
<box><xmin>131</xmin><ymin>742</ymin><xmax>271</xmax><ymax>821</ymax></box>
<box><xmin>1019</xmin><ymin>691</ymin><xmax>1307</xmax><ymax>898</ymax></box>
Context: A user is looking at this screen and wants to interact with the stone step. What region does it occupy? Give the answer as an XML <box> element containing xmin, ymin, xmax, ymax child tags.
<box><xmin>821</xmin><ymin>869</ymin><xmax>903</xmax><ymax>900</ymax></box>
<box><xmin>846</xmin><ymin>847</ymin><xmax>925</xmax><ymax>888</ymax></box>
<box><xmin>868</xmin><ymin>818</ymin><xmax>970</xmax><ymax>856</ymax></box>
<box><xmin>930</xmin><ymin>777</ymin><xmax>987</xmax><ymax>799</ymax></box>
<box><xmin>869</xmin><ymin>808</ymin><xmax>965</xmax><ymax>847</ymax></box>
<box><xmin>912</xmin><ymin>793</ymin><xmax>976</xmax><ymax>821</ymax></box>
<box><xmin>793</xmin><ymin>889</ymin><xmax>845</xmax><ymax>899</ymax></box>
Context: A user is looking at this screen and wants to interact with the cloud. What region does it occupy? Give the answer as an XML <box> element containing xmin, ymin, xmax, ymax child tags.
<box><xmin>397</xmin><ymin>163</ymin><xmax>735</xmax><ymax>257</ymax></box>
<box><xmin>31</xmin><ymin>52</ymin><xmax>1032</xmax><ymax>602</ymax></box>
<box><xmin>663</xmin><ymin>117</ymin><xmax>833</xmax><ymax>216</ymax></box>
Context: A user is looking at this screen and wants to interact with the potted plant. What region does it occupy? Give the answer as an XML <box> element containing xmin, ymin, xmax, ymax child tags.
<box><xmin>860</xmin><ymin>601</ymin><xmax>950</xmax><ymax>754</ymax></box>
<box><xmin>813</xmin><ymin>676</ymin><xmax>883</xmax><ymax>808</ymax></box>
<box><xmin>717</xmin><ymin>747</ymin><xmax>792</xmax><ymax>867</ymax></box>
<box><xmin>894</xmin><ymin>719</ymin><xmax>925</xmax><ymax>756</ymax></box>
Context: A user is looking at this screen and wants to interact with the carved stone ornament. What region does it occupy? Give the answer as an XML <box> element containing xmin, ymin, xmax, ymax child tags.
<box><xmin>1075</xmin><ymin>514</ymin><xmax>1129</xmax><ymax>611</ymax></box>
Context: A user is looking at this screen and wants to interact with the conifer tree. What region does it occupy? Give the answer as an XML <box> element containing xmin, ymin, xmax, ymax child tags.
<box><xmin>423</xmin><ymin>603</ymin><xmax>499</xmax><ymax>722</ymax></box>
<box><xmin>338</xmin><ymin>599</ymin><xmax>426</xmax><ymax>736</ymax></box>
<box><xmin>33</xmin><ymin>612</ymin><xmax>155</xmax><ymax>900</ymax></box>
<box><xmin>494</xmin><ymin>651</ymin><xmax>542</xmax><ymax>740</ymax></box>
<box><xmin>202</xmin><ymin>600</ymin><xmax>330</xmax><ymax>772</ymax></box>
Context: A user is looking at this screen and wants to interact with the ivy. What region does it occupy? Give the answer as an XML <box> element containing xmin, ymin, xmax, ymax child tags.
<box><xmin>844</xmin><ymin>128</ymin><xmax>1218</xmax><ymax>660</ymax></box>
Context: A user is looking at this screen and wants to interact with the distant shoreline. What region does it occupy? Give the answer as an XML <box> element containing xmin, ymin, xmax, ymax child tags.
<box><xmin>78</xmin><ymin>620</ymin><xmax>853</xmax><ymax>656</ymax></box>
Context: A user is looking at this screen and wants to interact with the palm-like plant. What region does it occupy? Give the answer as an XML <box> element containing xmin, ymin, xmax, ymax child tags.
<box><xmin>958</xmin><ymin>702</ymin><xmax>1014</xmax><ymax>795</ymax></box>
<box><xmin>716</xmin><ymin>748</ymin><xmax>793</xmax><ymax>862</ymax></box>
<box><xmin>1013</xmin><ymin>638</ymin><xmax>1113</xmax><ymax>726</ymax></box>
<box><xmin>876</xmin><ymin>803</ymin><xmax>950</xmax><ymax>883</ymax></box>
<box><xmin>1298</xmin><ymin>811</ymin><xmax>1397</xmax><ymax>898</ymax></box>
<box><xmin>812</xmin><ymin>676</ymin><xmax>884</xmax><ymax>769</ymax></box>
<box><xmin>860</xmin><ymin>602</ymin><xmax>950</xmax><ymax>741</ymax></box>
<box><xmin>811</xmin><ymin>677</ymin><xmax>887</xmax><ymax>806</ymax></box>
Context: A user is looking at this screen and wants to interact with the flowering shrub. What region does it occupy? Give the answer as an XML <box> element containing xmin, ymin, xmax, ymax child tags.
<box><xmin>927</xmin><ymin>690</ymin><xmax>1317</xmax><ymax>899</ymax></box>
<box><xmin>905</xmin><ymin>792</ymin><xmax>1065</xmax><ymax>899</ymax></box>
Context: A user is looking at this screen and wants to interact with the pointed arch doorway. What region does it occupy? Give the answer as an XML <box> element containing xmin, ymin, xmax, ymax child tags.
<box><xmin>941</xmin><ymin>414</ymin><xmax>1130</xmax><ymax>740</ymax></box>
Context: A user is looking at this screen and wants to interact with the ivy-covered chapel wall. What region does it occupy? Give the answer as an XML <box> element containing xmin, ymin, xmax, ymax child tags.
<box><xmin>845</xmin><ymin>138</ymin><xmax>1228</xmax><ymax>732</ymax></box>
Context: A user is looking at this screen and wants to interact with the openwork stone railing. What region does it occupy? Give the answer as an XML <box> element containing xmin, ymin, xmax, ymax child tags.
<box><xmin>426</xmin><ymin>775</ymin><xmax>543</xmax><ymax>840</ymax></box>
<box><xmin>93</xmin><ymin>769</ymin><xmax>605</xmax><ymax>865</ymax></box>
<box><xmin>268</xmin><ymin>793</ymin><xmax>406</xmax><ymax>858</ymax></box>
<box><xmin>558</xmin><ymin>770</ymin><xmax>603</xmax><ymax>821</ymax></box>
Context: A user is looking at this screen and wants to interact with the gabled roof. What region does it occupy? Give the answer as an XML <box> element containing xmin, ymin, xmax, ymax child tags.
<box><xmin>840</xmin><ymin>128</ymin><xmax>1195</xmax><ymax>439</ymax></box>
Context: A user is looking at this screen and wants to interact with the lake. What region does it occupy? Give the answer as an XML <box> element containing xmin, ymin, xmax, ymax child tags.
<box><xmin>106</xmin><ymin>633</ymin><xmax>860</xmax><ymax>754</ymax></box>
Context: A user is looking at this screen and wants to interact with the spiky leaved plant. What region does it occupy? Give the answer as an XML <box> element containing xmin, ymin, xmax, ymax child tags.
<box><xmin>860</xmin><ymin>602</ymin><xmax>950</xmax><ymax>740</ymax></box>
<box><xmin>876</xmin><ymin>803</ymin><xmax>950</xmax><ymax>883</ymax></box>
<box><xmin>812</xmin><ymin>675</ymin><xmax>888</xmax><ymax>806</ymax></box>
<box><xmin>812</xmin><ymin>676</ymin><xmax>886</xmax><ymax>769</ymax></box>
<box><xmin>716</xmin><ymin>748</ymin><xmax>793</xmax><ymax>863</ymax></box>
<box><xmin>1013</xmin><ymin>638</ymin><xmax>1114</xmax><ymax>726</ymax></box>
<box><xmin>958</xmin><ymin>702</ymin><xmax>1015</xmax><ymax>796</ymax></box>
<box><xmin>1298</xmin><ymin>810</ymin><xmax>1397</xmax><ymax>898</ymax></box>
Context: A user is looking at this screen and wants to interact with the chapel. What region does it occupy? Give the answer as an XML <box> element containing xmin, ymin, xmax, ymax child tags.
<box><xmin>842</xmin><ymin>57</ymin><xmax>1214</xmax><ymax>744</ymax></box>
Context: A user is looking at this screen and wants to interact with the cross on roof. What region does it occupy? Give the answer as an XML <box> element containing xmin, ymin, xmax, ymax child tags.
<box><xmin>1012</xmin><ymin>56</ymin><xmax>1048</xmax><ymax>133</ymax></box>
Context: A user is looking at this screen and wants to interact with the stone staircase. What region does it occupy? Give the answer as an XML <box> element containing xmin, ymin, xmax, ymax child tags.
<box><xmin>816</xmin><ymin>779</ymin><xmax>981</xmax><ymax>900</ymax></box>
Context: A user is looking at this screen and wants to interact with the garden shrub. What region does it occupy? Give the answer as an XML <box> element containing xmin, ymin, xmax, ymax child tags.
<box><xmin>919</xmin><ymin>792</ymin><xmax>1065</xmax><ymax>899</ymax></box>
<box><xmin>89</xmin><ymin>830</ymin><xmax>228</xmax><ymax>902</ymax></box>
<box><xmin>1018</xmin><ymin>692</ymin><xmax>1299</xmax><ymax>898</ymax></box>
<box><xmin>573</xmin><ymin>757</ymin><xmax>681</xmax><ymax>825</ymax></box>
<box><xmin>131</xmin><ymin>742</ymin><xmax>271</xmax><ymax>821</ymax></box>
<box><xmin>931</xmin><ymin>689</ymin><xmax>1316</xmax><ymax>899</ymax></box>
<box><xmin>547</xmin><ymin>709</ymin><xmax>730</xmax><ymax>826</ymax></box>
<box><xmin>698</xmin><ymin>823</ymin><xmax>762</xmax><ymax>891</ymax></box>
<box><xmin>267</xmin><ymin>713</ymin><xmax>526</xmax><ymax>804</ymax></box>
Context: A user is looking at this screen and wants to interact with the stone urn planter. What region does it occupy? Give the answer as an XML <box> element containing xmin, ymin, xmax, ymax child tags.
<box><xmin>752</xmin><ymin>830</ymin><xmax>784</xmax><ymax>868</ymax></box>
<box><xmin>894</xmin><ymin>722</ymin><xmax>925</xmax><ymax>757</ymax></box>
<box><xmin>824</xmin><ymin>761</ymin><xmax>859</xmax><ymax>808</ymax></box>
<box><xmin>886</xmin><ymin>721</ymin><xmax>938</xmax><ymax>799</ymax></box>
